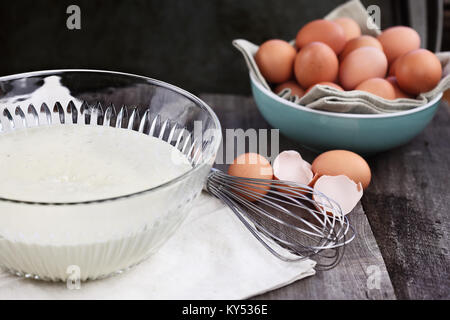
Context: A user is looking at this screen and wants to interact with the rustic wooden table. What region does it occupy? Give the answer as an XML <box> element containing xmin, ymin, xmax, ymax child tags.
<box><xmin>200</xmin><ymin>93</ymin><xmax>450</xmax><ymax>300</ymax></box>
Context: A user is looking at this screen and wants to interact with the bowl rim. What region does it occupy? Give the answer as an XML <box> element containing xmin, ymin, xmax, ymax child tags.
<box><xmin>0</xmin><ymin>69</ymin><xmax>222</xmax><ymax>206</ymax></box>
<box><xmin>250</xmin><ymin>72</ymin><xmax>443</xmax><ymax>119</ymax></box>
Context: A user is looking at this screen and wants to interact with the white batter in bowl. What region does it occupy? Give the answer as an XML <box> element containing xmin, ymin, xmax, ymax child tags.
<box><xmin>0</xmin><ymin>70</ymin><xmax>221</xmax><ymax>281</ymax></box>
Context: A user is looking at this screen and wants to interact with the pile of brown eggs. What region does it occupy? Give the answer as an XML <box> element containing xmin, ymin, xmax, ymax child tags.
<box><xmin>255</xmin><ymin>18</ymin><xmax>443</xmax><ymax>100</ymax></box>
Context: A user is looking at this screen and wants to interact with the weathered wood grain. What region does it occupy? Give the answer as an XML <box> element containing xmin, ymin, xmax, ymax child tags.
<box><xmin>253</xmin><ymin>203</ymin><xmax>395</xmax><ymax>300</ymax></box>
<box><xmin>361</xmin><ymin>102</ymin><xmax>450</xmax><ymax>300</ymax></box>
<box><xmin>200</xmin><ymin>93</ymin><xmax>396</xmax><ymax>300</ymax></box>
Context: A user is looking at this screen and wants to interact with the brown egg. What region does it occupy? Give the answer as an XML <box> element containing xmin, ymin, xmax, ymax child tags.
<box><xmin>377</xmin><ymin>26</ymin><xmax>421</xmax><ymax>63</ymax></box>
<box><xmin>311</xmin><ymin>150</ymin><xmax>371</xmax><ymax>189</ymax></box>
<box><xmin>306</xmin><ymin>82</ymin><xmax>344</xmax><ymax>94</ymax></box>
<box><xmin>340</xmin><ymin>35</ymin><xmax>383</xmax><ymax>61</ymax></box>
<box><xmin>388</xmin><ymin>57</ymin><xmax>400</xmax><ymax>76</ymax></box>
<box><xmin>339</xmin><ymin>47</ymin><xmax>388</xmax><ymax>90</ymax></box>
<box><xmin>228</xmin><ymin>153</ymin><xmax>273</xmax><ymax>201</ymax></box>
<box><xmin>386</xmin><ymin>76</ymin><xmax>414</xmax><ymax>99</ymax></box>
<box><xmin>295</xmin><ymin>19</ymin><xmax>346</xmax><ymax>54</ymax></box>
<box><xmin>355</xmin><ymin>78</ymin><xmax>396</xmax><ymax>100</ymax></box>
<box><xmin>274</xmin><ymin>81</ymin><xmax>305</xmax><ymax>97</ymax></box>
<box><xmin>333</xmin><ymin>17</ymin><xmax>361</xmax><ymax>41</ymax></box>
<box><xmin>294</xmin><ymin>42</ymin><xmax>339</xmax><ymax>89</ymax></box>
<box><xmin>395</xmin><ymin>49</ymin><xmax>442</xmax><ymax>95</ymax></box>
<box><xmin>254</xmin><ymin>39</ymin><xmax>297</xmax><ymax>84</ymax></box>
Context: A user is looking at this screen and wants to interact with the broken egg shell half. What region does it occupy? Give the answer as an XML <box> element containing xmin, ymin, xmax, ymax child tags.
<box><xmin>312</xmin><ymin>175</ymin><xmax>363</xmax><ymax>216</ymax></box>
<box><xmin>273</xmin><ymin>150</ymin><xmax>314</xmax><ymax>196</ymax></box>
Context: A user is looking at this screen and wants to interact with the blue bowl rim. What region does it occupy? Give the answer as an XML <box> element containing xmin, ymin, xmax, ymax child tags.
<box><xmin>250</xmin><ymin>72</ymin><xmax>443</xmax><ymax>119</ymax></box>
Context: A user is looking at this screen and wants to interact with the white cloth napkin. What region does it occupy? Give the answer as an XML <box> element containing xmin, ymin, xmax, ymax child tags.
<box><xmin>0</xmin><ymin>192</ymin><xmax>315</xmax><ymax>300</ymax></box>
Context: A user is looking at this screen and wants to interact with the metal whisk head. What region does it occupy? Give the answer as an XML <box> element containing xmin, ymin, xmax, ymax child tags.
<box><xmin>206</xmin><ymin>169</ymin><xmax>356</xmax><ymax>270</ymax></box>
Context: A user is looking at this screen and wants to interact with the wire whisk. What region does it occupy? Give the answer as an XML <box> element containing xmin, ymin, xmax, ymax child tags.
<box><xmin>206</xmin><ymin>169</ymin><xmax>355</xmax><ymax>270</ymax></box>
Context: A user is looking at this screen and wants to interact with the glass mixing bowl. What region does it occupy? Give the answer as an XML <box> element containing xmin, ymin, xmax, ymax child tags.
<box><xmin>0</xmin><ymin>70</ymin><xmax>221</xmax><ymax>281</ymax></box>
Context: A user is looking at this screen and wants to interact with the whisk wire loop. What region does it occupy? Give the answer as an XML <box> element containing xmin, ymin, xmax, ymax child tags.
<box><xmin>206</xmin><ymin>169</ymin><xmax>356</xmax><ymax>270</ymax></box>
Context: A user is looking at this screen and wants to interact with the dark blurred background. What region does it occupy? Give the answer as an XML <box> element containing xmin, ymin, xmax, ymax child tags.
<box><xmin>0</xmin><ymin>0</ymin><xmax>447</xmax><ymax>95</ymax></box>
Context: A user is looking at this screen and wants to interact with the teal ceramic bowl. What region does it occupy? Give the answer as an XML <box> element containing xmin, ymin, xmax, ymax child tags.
<box><xmin>250</xmin><ymin>73</ymin><xmax>442</xmax><ymax>155</ymax></box>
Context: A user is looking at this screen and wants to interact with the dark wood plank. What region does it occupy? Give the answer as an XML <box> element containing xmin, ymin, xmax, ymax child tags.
<box><xmin>361</xmin><ymin>102</ymin><xmax>450</xmax><ymax>300</ymax></box>
<box><xmin>253</xmin><ymin>203</ymin><xmax>395</xmax><ymax>300</ymax></box>
<box><xmin>200</xmin><ymin>93</ymin><xmax>396</xmax><ymax>300</ymax></box>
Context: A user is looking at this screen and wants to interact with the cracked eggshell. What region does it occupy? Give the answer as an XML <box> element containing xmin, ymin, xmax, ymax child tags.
<box><xmin>273</xmin><ymin>150</ymin><xmax>314</xmax><ymax>195</ymax></box>
<box><xmin>273</xmin><ymin>151</ymin><xmax>313</xmax><ymax>184</ymax></box>
<box><xmin>313</xmin><ymin>175</ymin><xmax>363</xmax><ymax>216</ymax></box>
